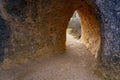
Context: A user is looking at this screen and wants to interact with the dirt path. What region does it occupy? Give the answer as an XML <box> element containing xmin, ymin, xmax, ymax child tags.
<box><xmin>0</xmin><ymin>34</ymin><xmax>101</xmax><ymax>80</ymax></box>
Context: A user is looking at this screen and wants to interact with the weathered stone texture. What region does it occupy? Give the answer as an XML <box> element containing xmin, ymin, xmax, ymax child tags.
<box><xmin>77</xmin><ymin>1</ymin><xmax>100</xmax><ymax>58</ymax></box>
<box><xmin>93</xmin><ymin>0</ymin><xmax>120</xmax><ymax>79</ymax></box>
<box><xmin>0</xmin><ymin>14</ymin><xmax>10</xmax><ymax>63</ymax></box>
<box><xmin>0</xmin><ymin>0</ymin><xmax>119</xmax><ymax>79</ymax></box>
<box><xmin>94</xmin><ymin>0</ymin><xmax>120</xmax><ymax>70</ymax></box>
<box><xmin>0</xmin><ymin>0</ymin><xmax>77</xmax><ymax>64</ymax></box>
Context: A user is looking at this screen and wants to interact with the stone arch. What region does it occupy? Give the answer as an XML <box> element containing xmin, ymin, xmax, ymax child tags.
<box><xmin>0</xmin><ymin>1</ymin><xmax>119</xmax><ymax>76</ymax></box>
<box><xmin>76</xmin><ymin>1</ymin><xmax>101</xmax><ymax>58</ymax></box>
<box><xmin>66</xmin><ymin>0</ymin><xmax>101</xmax><ymax>58</ymax></box>
<box><xmin>0</xmin><ymin>0</ymin><xmax>101</xmax><ymax>63</ymax></box>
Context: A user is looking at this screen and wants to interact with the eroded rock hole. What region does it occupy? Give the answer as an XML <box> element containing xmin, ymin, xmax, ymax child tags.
<box><xmin>67</xmin><ymin>11</ymin><xmax>81</xmax><ymax>39</ymax></box>
<box><xmin>66</xmin><ymin>2</ymin><xmax>101</xmax><ymax>58</ymax></box>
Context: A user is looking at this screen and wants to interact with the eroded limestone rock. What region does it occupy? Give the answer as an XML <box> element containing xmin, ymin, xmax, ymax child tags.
<box><xmin>0</xmin><ymin>0</ymin><xmax>119</xmax><ymax>79</ymax></box>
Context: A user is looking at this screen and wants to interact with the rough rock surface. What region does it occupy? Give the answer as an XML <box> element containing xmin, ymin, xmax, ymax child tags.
<box><xmin>77</xmin><ymin>1</ymin><xmax>100</xmax><ymax>58</ymax></box>
<box><xmin>94</xmin><ymin>0</ymin><xmax>120</xmax><ymax>79</ymax></box>
<box><xmin>0</xmin><ymin>0</ymin><xmax>76</xmax><ymax>64</ymax></box>
<box><xmin>95</xmin><ymin>0</ymin><xmax>120</xmax><ymax>69</ymax></box>
<box><xmin>0</xmin><ymin>0</ymin><xmax>120</xmax><ymax>79</ymax></box>
<box><xmin>0</xmin><ymin>14</ymin><xmax>10</xmax><ymax>63</ymax></box>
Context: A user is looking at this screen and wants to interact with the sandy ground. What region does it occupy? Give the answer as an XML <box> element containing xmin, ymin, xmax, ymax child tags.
<box><xmin>0</xmin><ymin>34</ymin><xmax>101</xmax><ymax>80</ymax></box>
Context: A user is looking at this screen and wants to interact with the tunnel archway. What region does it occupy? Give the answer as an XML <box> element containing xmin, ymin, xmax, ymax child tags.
<box><xmin>0</xmin><ymin>1</ymin><xmax>102</xmax><ymax>78</ymax></box>
<box><xmin>66</xmin><ymin>1</ymin><xmax>101</xmax><ymax>58</ymax></box>
<box><xmin>77</xmin><ymin>2</ymin><xmax>101</xmax><ymax>58</ymax></box>
<box><xmin>0</xmin><ymin>0</ymin><xmax>119</xmax><ymax>79</ymax></box>
<box><xmin>0</xmin><ymin>0</ymin><xmax>101</xmax><ymax>66</ymax></box>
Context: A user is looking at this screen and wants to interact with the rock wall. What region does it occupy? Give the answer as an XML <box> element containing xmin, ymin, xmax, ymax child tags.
<box><xmin>0</xmin><ymin>0</ymin><xmax>119</xmax><ymax>78</ymax></box>
<box><xmin>94</xmin><ymin>0</ymin><xmax>120</xmax><ymax>78</ymax></box>
<box><xmin>0</xmin><ymin>14</ymin><xmax>10</xmax><ymax>63</ymax></box>
<box><xmin>77</xmin><ymin>1</ymin><xmax>100</xmax><ymax>58</ymax></box>
<box><xmin>0</xmin><ymin>0</ymin><xmax>77</xmax><ymax>65</ymax></box>
<box><xmin>95</xmin><ymin>0</ymin><xmax>120</xmax><ymax>68</ymax></box>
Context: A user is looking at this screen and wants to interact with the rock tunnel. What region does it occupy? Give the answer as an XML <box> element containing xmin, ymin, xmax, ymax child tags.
<box><xmin>0</xmin><ymin>0</ymin><xmax>120</xmax><ymax>79</ymax></box>
<box><xmin>0</xmin><ymin>0</ymin><xmax>101</xmax><ymax>64</ymax></box>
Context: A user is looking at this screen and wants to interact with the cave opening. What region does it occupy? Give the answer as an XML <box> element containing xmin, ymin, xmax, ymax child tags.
<box><xmin>67</xmin><ymin>11</ymin><xmax>81</xmax><ymax>40</ymax></box>
<box><xmin>66</xmin><ymin>2</ymin><xmax>101</xmax><ymax>58</ymax></box>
